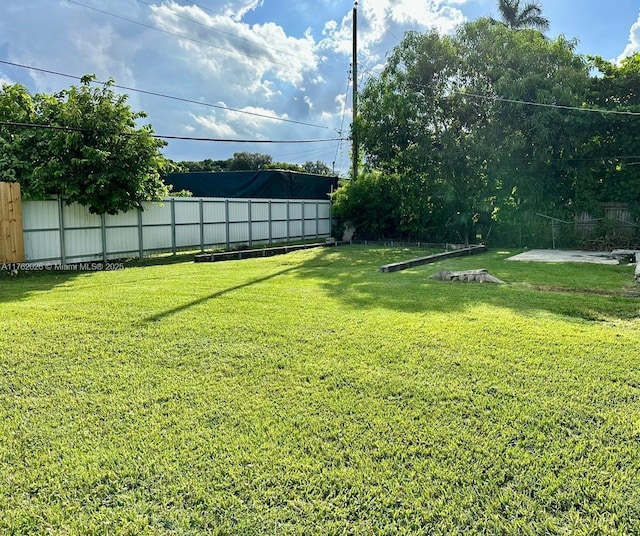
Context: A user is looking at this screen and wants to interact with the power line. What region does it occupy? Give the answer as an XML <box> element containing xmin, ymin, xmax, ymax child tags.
<box><xmin>0</xmin><ymin>120</ymin><xmax>346</xmax><ymax>143</ymax></box>
<box><xmin>407</xmin><ymin>82</ymin><xmax>640</xmax><ymax>117</ymax></box>
<box><xmin>334</xmin><ymin>67</ymin><xmax>352</xmax><ymax>169</ymax></box>
<box><xmin>462</xmin><ymin>91</ymin><xmax>640</xmax><ymax>117</ymax></box>
<box><xmin>65</xmin><ymin>0</ymin><xmax>293</xmax><ymax>69</ymax></box>
<box><xmin>0</xmin><ymin>59</ymin><xmax>331</xmax><ymax>130</ymax></box>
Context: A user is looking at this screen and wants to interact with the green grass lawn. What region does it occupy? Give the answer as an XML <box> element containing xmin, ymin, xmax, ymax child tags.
<box><xmin>1</xmin><ymin>246</ymin><xmax>639</xmax><ymax>535</ymax></box>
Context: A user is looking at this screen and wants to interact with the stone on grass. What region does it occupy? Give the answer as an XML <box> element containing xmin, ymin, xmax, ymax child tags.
<box><xmin>429</xmin><ymin>268</ymin><xmax>504</xmax><ymax>284</ymax></box>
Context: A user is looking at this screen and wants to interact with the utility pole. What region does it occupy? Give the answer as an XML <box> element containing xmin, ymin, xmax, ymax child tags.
<box><xmin>351</xmin><ymin>2</ymin><xmax>358</xmax><ymax>180</ymax></box>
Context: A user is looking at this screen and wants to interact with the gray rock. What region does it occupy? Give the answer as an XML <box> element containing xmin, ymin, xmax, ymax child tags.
<box><xmin>429</xmin><ymin>269</ymin><xmax>504</xmax><ymax>284</ymax></box>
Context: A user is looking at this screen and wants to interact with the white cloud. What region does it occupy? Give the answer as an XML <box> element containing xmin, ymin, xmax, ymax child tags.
<box><xmin>148</xmin><ymin>2</ymin><xmax>319</xmax><ymax>88</ymax></box>
<box><xmin>190</xmin><ymin>105</ymin><xmax>292</xmax><ymax>139</ymax></box>
<box><xmin>618</xmin><ymin>10</ymin><xmax>640</xmax><ymax>62</ymax></box>
<box><xmin>0</xmin><ymin>0</ymin><xmax>466</xmax><ymax>171</ymax></box>
<box><xmin>320</xmin><ymin>0</ymin><xmax>467</xmax><ymax>61</ymax></box>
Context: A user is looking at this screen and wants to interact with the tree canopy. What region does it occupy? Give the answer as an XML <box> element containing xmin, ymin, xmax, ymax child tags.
<box><xmin>178</xmin><ymin>154</ymin><xmax>334</xmax><ymax>176</ymax></box>
<box><xmin>334</xmin><ymin>16</ymin><xmax>640</xmax><ymax>245</ymax></box>
<box><xmin>0</xmin><ymin>76</ymin><xmax>168</xmax><ymax>214</ymax></box>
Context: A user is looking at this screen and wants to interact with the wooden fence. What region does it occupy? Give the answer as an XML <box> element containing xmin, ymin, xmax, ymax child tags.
<box><xmin>0</xmin><ymin>182</ymin><xmax>25</xmax><ymax>263</ymax></box>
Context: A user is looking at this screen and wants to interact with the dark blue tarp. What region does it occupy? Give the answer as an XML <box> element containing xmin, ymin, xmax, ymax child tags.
<box><xmin>165</xmin><ymin>170</ymin><xmax>338</xmax><ymax>200</ymax></box>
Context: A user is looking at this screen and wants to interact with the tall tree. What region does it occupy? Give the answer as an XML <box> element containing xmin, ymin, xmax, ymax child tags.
<box><xmin>339</xmin><ymin>18</ymin><xmax>589</xmax><ymax>243</ymax></box>
<box><xmin>574</xmin><ymin>53</ymin><xmax>640</xmax><ymax>215</ymax></box>
<box><xmin>497</xmin><ymin>0</ymin><xmax>549</xmax><ymax>31</ymax></box>
<box><xmin>0</xmin><ymin>76</ymin><xmax>168</xmax><ymax>214</ymax></box>
<box><xmin>227</xmin><ymin>152</ymin><xmax>273</xmax><ymax>171</ymax></box>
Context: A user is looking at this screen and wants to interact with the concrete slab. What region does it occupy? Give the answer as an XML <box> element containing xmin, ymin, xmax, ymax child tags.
<box><xmin>506</xmin><ymin>249</ymin><xmax>619</xmax><ymax>265</ymax></box>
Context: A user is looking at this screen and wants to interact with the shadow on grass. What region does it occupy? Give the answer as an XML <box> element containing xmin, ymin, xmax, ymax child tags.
<box><xmin>142</xmin><ymin>266</ymin><xmax>298</xmax><ymax>323</ymax></box>
<box><xmin>290</xmin><ymin>246</ymin><xmax>640</xmax><ymax>322</ymax></box>
<box><xmin>0</xmin><ymin>269</ymin><xmax>88</xmax><ymax>304</ymax></box>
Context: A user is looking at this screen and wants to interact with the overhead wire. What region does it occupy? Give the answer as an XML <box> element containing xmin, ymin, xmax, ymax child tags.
<box><xmin>0</xmin><ymin>59</ymin><xmax>332</xmax><ymax>130</ymax></box>
<box><xmin>405</xmin><ymin>79</ymin><xmax>640</xmax><ymax>117</ymax></box>
<box><xmin>65</xmin><ymin>0</ymin><xmax>293</xmax><ymax>69</ymax></box>
<box><xmin>333</xmin><ymin>67</ymin><xmax>353</xmax><ymax>171</ymax></box>
<box><xmin>462</xmin><ymin>91</ymin><xmax>640</xmax><ymax>117</ymax></box>
<box><xmin>0</xmin><ymin>120</ymin><xmax>346</xmax><ymax>144</ymax></box>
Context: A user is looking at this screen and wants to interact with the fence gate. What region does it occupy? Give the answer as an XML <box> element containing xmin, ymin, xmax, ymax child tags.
<box><xmin>0</xmin><ymin>182</ymin><xmax>25</xmax><ymax>263</ymax></box>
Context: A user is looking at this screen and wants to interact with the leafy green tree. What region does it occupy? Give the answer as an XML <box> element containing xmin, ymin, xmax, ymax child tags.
<box><xmin>345</xmin><ymin>18</ymin><xmax>590</xmax><ymax>243</ymax></box>
<box><xmin>177</xmin><ymin>158</ymin><xmax>227</xmax><ymax>172</ymax></box>
<box><xmin>0</xmin><ymin>76</ymin><xmax>168</xmax><ymax>214</ymax></box>
<box><xmin>262</xmin><ymin>161</ymin><xmax>305</xmax><ymax>172</ymax></box>
<box><xmin>0</xmin><ymin>84</ymin><xmax>36</xmax><ymax>184</ymax></box>
<box><xmin>458</xmin><ymin>19</ymin><xmax>589</xmax><ymax>218</ymax></box>
<box><xmin>575</xmin><ymin>53</ymin><xmax>640</xmax><ymax>215</ymax></box>
<box><xmin>227</xmin><ymin>152</ymin><xmax>273</xmax><ymax>171</ymax></box>
<box><xmin>497</xmin><ymin>0</ymin><xmax>549</xmax><ymax>31</ymax></box>
<box><xmin>303</xmin><ymin>160</ymin><xmax>333</xmax><ymax>176</ymax></box>
<box><xmin>331</xmin><ymin>171</ymin><xmax>404</xmax><ymax>239</ymax></box>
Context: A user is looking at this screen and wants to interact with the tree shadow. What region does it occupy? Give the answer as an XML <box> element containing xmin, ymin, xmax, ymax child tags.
<box><xmin>0</xmin><ymin>269</ymin><xmax>87</xmax><ymax>304</ymax></box>
<box><xmin>289</xmin><ymin>246</ymin><xmax>640</xmax><ymax>322</ymax></box>
<box><xmin>141</xmin><ymin>266</ymin><xmax>298</xmax><ymax>323</ymax></box>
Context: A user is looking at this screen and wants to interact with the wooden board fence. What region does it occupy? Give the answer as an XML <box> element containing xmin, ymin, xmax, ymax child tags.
<box><xmin>0</xmin><ymin>182</ymin><xmax>25</xmax><ymax>263</ymax></box>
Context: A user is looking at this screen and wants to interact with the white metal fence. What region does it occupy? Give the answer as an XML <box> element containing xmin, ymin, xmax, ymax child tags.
<box><xmin>22</xmin><ymin>196</ymin><xmax>332</xmax><ymax>265</ymax></box>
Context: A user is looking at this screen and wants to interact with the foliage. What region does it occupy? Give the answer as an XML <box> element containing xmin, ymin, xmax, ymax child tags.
<box><xmin>302</xmin><ymin>160</ymin><xmax>333</xmax><ymax>176</ymax></box>
<box><xmin>262</xmin><ymin>161</ymin><xmax>306</xmax><ymax>172</ymax></box>
<box><xmin>346</xmin><ymin>19</ymin><xmax>590</xmax><ymax>244</ymax></box>
<box><xmin>1</xmin><ymin>247</ymin><xmax>639</xmax><ymax>534</ymax></box>
<box><xmin>227</xmin><ymin>151</ymin><xmax>273</xmax><ymax>171</ymax></box>
<box><xmin>176</xmin><ymin>156</ymin><xmax>334</xmax><ymax>176</ymax></box>
<box><xmin>576</xmin><ymin>53</ymin><xmax>640</xmax><ymax>216</ymax></box>
<box><xmin>0</xmin><ymin>76</ymin><xmax>169</xmax><ymax>214</ymax></box>
<box><xmin>496</xmin><ymin>0</ymin><xmax>550</xmax><ymax>31</ymax></box>
<box><xmin>331</xmin><ymin>171</ymin><xmax>404</xmax><ymax>239</ymax></box>
<box><xmin>176</xmin><ymin>158</ymin><xmax>227</xmax><ymax>172</ymax></box>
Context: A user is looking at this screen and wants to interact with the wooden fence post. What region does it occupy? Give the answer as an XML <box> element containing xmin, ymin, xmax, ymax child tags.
<box><xmin>0</xmin><ymin>182</ymin><xmax>26</xmax><ymax>263</ymax></box>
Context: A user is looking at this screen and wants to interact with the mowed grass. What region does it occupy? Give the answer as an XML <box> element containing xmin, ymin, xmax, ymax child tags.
<box><xmin>1</xmin><ymin>246</ymin><xmax>639</xmax><ymax>535</ymax></box>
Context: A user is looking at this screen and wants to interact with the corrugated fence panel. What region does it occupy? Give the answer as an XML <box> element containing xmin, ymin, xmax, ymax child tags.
<box><xmin>271</xmin><ymin>221</ymin><xmax>288</xmax><ymax>240</ymax></box>
<box><xmin>229</xmin><ymin>201</ymin><xmax>249</xmax><ymax>222</ymax></box>
<box><xmin>22</xmin><ymin>199</ymin><xmax>60</xmax><ymax>262</ymax></box>
<box><xmin>141</xmin><ymin>202</ymin><xmax>172</xmax><ymax>225</ymax></box>
<box><xmin>175</xmin><ymin>200</ymin><xmax>200</xmax><ymax>224</ymax></box>
<box><xmin>318</xmin><ymin>203</ymin><xmax>331</xmax><ymax>219</ymax></box>
<box><xmin>176</xmin><ymin>225</ymin><xmax>200</xmax><ymax>248</ymax></box>
<box><xmin>289</xmin><ymin>220</ymin><xmax>303</xmax><ymax>239</ymax></box>
<box><xmin>143</xmin><ymin>225</ymin><xmax>172</xmax><ymax>251</ymax></box>
<box><xmin>22</xmin><ymin>199</ymin><xmax>59</xmax><ymax>230</ymax></box>
<box><xmin>24</xmin><ymin>230</ymin><xmax>60</xmax><ymax>262</ymax></box>
<box><xmin>64</xmin><ymin>228</ymin><xmax>102</xmax><ymax>260</ymax></box>
<box><xmin>271</xmin><ymin>202</ymin><xmax>287</xmax><ymax>221</ymax></box>
<box><xmin>203</xmin><ymin>223</ymin><xmax>227</xmax><ymax>246</ymax></box>
<box><xmin>20</xmin><ymin>196</ymin><xmax>331</xmax><ymax>264</ymax></box>
<box><xmin>252</xmin><ymin>201</ymin><xmax>270</xmax><ymax>222</ymax></box>
<box><xmin>251</xmin><ymin>221</ymin><xmax>270</xmax><ymax>242</ymax></box>
<box><xmin>106</xmin><ymin>227</ymin><xmax>139</xmax><ymax>255</ymax></box>
<box><xmin>106</xmin><ymin>210</ymin><xmax>138</xmax><ymax>227</ymax></box>
<box><xmin>289</xmin><ymin>202</ymin><xmax>302</xmax><ymax>220</ymax></box>
<box><xmin>229</xmin><ymin>222</ymin><xmax>249</xmax><ymax>243</ymax></box>
<box><xmin>203</xmin><ymin>200</ymin><xmax>226</xmax><ymax>223</ymax></box>
<box><xmin>64</xmin><ymin>203</ymin><xmax>101</xmax><ymax>228</ymax></box>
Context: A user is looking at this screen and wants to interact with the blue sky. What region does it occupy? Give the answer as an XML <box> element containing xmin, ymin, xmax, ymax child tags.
<box><xmin>1</xmin><ymin>0</ymin><xmax>639</xmax><ymax>176</ymax></box>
